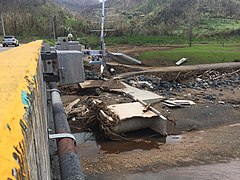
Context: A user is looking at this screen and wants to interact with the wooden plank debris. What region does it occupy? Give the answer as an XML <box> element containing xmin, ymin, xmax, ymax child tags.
<box><xmin>65</xmin><ymin>98</ymin><xmax>80</xmax><ymax>114</ymax></box>
<box><xmin>176</xmin><ymin>58</ymin><xmax>187</xmax><ymax>66</ymax></box>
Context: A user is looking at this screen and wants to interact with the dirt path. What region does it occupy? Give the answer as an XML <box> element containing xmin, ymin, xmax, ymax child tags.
<box><xmin>115</xmin><ymin>62</ymin><xmax>240</xmax><ymax>79</ymax></box>
<box><xmin>108</xmin><ymin>45</ymin><xmax>182</xmax><ymax>57</ymax></box>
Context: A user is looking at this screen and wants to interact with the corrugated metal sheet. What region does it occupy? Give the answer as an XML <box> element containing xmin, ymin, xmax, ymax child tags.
<box><xmin>108</xmin><ymin>52</ymin><xmax>142</xmax><ymax>65</ymax></box>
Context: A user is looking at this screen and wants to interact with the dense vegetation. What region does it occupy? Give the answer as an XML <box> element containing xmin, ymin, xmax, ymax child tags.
<box><xmin>55</xmin><ymin>0</ymin><xmax>240</xmax><ymax>38</ymax></box>
<box><xmin>1</xmin><ymin>0</ymin><xmax>240</xmax><ymax>66</ymax></box>
<box><xmin>1</xmin><ymin>0</ymin><xmax>240</xmax><ymax>47</ymax></box>
<box><xmin>0</xmin><ymin>0</ymin><xmax>90</xmax><ymax>42</ymax></box>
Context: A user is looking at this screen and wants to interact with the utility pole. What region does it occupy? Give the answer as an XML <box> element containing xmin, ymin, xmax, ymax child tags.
<box><xmin>189</xmin><ymin>25</ymin><xmax>193</xmax><ymax>47</ymax></box>
<box><xmin>1</xmin><ymin>13</ymin><xmax>6</xmax><ymax>37</ymax></box>
<box><xmin>100</xmin><ymin>0</ymin><xmax>106</xmax><ymax>64</ymax></box>
<box><xmin>52</xmin><ymin>16</ymin><xmax>57</xmax><ymax>45</ymax></box>
<box><xmin>90</xmin><ymin>0</ymin><xmax>116</xmax><ymax>74</ymax></box>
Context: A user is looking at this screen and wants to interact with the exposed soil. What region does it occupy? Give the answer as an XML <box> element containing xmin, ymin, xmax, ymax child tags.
<box><xmin>81</xmin><ymin>124</ymin><xmax>240</xmax><ymax>179</ymax></box>
<box><xmin>108</xmin><ymin>45</ymin><xmax>180</xmax><ymax>58</ymax></box>
<box><xmin>108</xmin><ymin>45</ymin><xmax>181</xmax><ymax>67</ymax></box>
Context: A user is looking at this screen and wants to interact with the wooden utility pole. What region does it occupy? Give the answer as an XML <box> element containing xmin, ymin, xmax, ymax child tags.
<box><xmin>189</xmin><ymin>25</ymin><xmax>193</xmax><ymax>47</ymax></box>
<box><xmin>52</xmin><ymin>16</ymin><xmax>57</xmax><ymax>44</ymax></box>
<box><xmin>1</xmin><ymin>13</ymin><xmax>6</xmax><ymax>37</ymax></box>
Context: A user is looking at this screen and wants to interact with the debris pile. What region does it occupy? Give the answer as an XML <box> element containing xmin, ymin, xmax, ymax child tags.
<box><xmin>84</xmin><ymin>70</ymin><xmax>99</xmax><ymax>80</ymax></box>
<box><xmin>65</xmin><ymin>97</ymin><xmax>126</xmax><ymax>141</ymax></box>
<box><xmin>62</xmin><ymin>67</ymin><xmax>240</xmax><ymax>143</ymax></box>
<box><xmin>124</xmin><ymin>69</ymin><xmax>240</xmax><ymax>97</ymax></box>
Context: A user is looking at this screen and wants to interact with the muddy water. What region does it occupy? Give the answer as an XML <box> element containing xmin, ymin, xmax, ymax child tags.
<box><xmin>87</xmin><ymin>161</ymin><xmax>240</xmax><ymax>180</ymax></box>
<box><xmin>74</xmin><ymin>129</ymin><xmax>182</xmax><ymax>158</ymax></box>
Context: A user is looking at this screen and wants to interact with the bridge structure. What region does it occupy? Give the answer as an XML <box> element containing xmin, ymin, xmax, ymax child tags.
<box><xmin>0</xmin><ymin>41</ymin><xmax>84</xmax><ymax>180</ymax></box>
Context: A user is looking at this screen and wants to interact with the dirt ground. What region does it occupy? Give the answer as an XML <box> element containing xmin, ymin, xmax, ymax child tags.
<box><xmin>61</xmin><ymin>47</ymin><xmax>240</xmax><ymax>179</ymax></box>
<box><xmin>80</xmin><ymin>123</ymin><xmax>240</xmax><ymax>178</ymax></box>
<box><xmin>108</xmin><ymin>45</ymin><xmax>181</xmax><ymax>67</ymax></box>
<box><xmin>108</xmin><ymin>45</ymin><xmax>180</xmax><ymax>58</ymax></box>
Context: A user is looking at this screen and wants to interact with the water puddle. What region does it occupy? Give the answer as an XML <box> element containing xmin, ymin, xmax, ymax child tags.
<box><xmin>74</xmin><ymin>129</ymin><xmax>182</xmax><ymax>158</ymax></box>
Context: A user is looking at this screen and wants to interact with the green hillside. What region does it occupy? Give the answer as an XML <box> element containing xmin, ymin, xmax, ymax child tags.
<box><xmin>0</xmin><ymin>0</ymin><xmax>89</xmax><ymax>42</ymax></box>
<box><xmin>122</xmin><ymin>0</ymin><xmax>240</xmax><ymax>37</ymax></box>
<box><xmin>2</xmin><ymin>0</ymin><xmax>240</xmax><ymax>44</ymax></box>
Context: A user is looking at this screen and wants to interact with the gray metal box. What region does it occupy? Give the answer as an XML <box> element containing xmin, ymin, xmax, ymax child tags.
<box><xmin>55</xmin><ymin>37</ymin><xmax>81</xmax><ymax>51</ymax></box>
<box><xmin>69</xmin><ymin>41</ymin><xmax>81</xmax><ymax>51</ymax></box>
<box><xmin>50</xmin><ymin>47</ymin><xmax>56</xmax><ymax>51</ymax></box>
<box><xmin>57</xmin><ymin>50</ymin><xmax>85</xmax><ymax>85</ymax></box>
<box><xmin>42</xmin><ymin>43</ymin><xmax>51</xmax><ymax>52</ymax></box>
<box><xmin>56</xmin><ymin>37</ymin><xmax>69</xmax><ymax>50</ymax></box>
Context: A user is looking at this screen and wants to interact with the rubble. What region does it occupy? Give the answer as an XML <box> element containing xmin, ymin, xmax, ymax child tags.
<box><xmin>64</xmin><ymin>68</ymin><xmax>240</xmax><ymax>142</ymax></box>
<box><xmin>65</xmin><ymin>81</ymin><xmax>167</xmax><ymax>140</ymax></box>
<box><xmin>84</xmin><ymin>70</ymin><xmax>99</xmax><ymax>80</ymax></box>
<box><xmin>61</xmin><ymin>64</ymin><xmax>240</xmax><ymax>178</ymax></box>
<box><xmin>67</xmin><ymin>97</ymin><xmax>126</xmax><ymax>141</ymax></box>
<box><xmin>124</xmin><ymin>69</ymin><xmax>240</xmax><ymax>100</ymax></box>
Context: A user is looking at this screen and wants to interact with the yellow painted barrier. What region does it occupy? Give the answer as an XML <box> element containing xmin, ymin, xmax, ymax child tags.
<box><xmin>0</xmin><ymin>41</ymin><xmax>42</xmax><ymax>179</ymax></box>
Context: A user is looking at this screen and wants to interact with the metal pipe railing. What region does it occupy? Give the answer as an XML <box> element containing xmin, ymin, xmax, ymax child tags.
<box><xmin>50</xmin><ymin>84</ymin><xmax>85</xmax><ymax>180</ymax></box>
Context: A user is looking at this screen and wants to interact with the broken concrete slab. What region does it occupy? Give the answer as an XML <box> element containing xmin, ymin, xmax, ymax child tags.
<box><xmin>113</xmin><ymin>82</ymin><xmax>164</xmax><ymax>104</ymax></box>
<box><xmin>79</xmin><ymin>80</ymin><xmax>96</xmax><ymax>88</ymax></box>
<box><xmin>108</xmin><ymin>102</ymin><xmax>167</xmax><ymax>135</ymax></box>
<box><xmin>80</xmin><ymin>79</ymin><xmax>126</xmax><ymax>90</ymax></box>
<box><xmin>108</xmin><ymin>102</ymin><xmax>157</xmax><ymax>119</ymax></box>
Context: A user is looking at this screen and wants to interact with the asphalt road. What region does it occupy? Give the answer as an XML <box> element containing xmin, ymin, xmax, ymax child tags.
<box><xmin>0</xmin><ymin>44</ymin><xmax>16</xmax><ymax>52</ymax></box>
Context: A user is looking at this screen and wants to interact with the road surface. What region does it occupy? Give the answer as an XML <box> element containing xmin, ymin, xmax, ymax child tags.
<box><xmin>0</xmin><ymin>44</ymin><xmax>17</xmax><ymax>52</ymax></box>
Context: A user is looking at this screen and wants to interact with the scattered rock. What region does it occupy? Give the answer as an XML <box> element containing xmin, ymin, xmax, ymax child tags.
<box><xmin>123</xmin><ymin>69</ymin><xmax>240</xmax><ymax>103</ymax></box>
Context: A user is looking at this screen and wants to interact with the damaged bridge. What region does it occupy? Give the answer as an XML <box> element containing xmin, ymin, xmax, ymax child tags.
<box><xmin>1</xmin><ymin>39</ymin><xmax>240</xmax><ymax>180</ymax></box>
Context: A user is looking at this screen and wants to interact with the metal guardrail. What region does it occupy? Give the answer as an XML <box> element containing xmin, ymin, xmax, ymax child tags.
<box><xmin>0</xmin><ymin>41</ymin><xmax>46</xmax><ymax>179</ymax></box>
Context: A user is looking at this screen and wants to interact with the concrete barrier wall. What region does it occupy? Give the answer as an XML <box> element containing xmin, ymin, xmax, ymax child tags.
<box><xmin>0</xmin><ymin>42</ymin><xmax>51</xmax><ymax>179</ymax></box>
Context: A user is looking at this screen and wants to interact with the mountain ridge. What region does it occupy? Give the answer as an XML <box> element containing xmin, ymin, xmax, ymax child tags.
<box><xmin>53</xmin><ymin>0</ymin><xmax>240</xmax><ymax>37</ymax></box>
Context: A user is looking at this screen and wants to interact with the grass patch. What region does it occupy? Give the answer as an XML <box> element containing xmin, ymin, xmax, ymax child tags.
<box><xmin>194</xmin><ymin>18</ymin><xmax>240</xmax><ymax>36</ymax></box>
<box><xmin>82</xmin><ymin>35</ymin><xmax>240</xmax><ymax>49</ymax></box>
<box><xmin>138</xmin><ymin>44</ymin><xmax>240</xmax><ymax>66</ymax></box>
<box><xmin>105</xmin><ymin>35</ymin><xmax>188</xmax><ymax>46</ymax></box>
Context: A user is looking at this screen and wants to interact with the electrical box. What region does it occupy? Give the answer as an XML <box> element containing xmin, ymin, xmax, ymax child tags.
<box><xmin>57</xmin><ymin>50</ymin><xmax>85</xmax><ymax>85</ymax></box>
